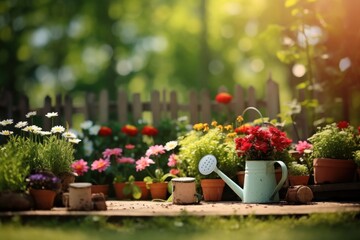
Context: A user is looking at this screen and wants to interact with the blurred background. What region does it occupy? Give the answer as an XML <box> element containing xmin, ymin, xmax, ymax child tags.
<box><xmin>1</xmin><ymin>0</ymin><xmax>359</xmax><ymax>131</ymax></box>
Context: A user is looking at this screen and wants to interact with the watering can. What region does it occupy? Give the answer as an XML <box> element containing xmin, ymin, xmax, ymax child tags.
<box><xmin>198</xmin><ymin>155</ymin><xmax>288</xmax><ymax>203</ymax></box>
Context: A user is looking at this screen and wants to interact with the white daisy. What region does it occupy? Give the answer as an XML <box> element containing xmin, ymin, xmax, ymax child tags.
<box><xmin>89</xmin><ymin>125</ymin><xmax>100</xmax><ymax>135</ymax></box>
<box><xmin>25</xmin><ymin>125</ymin><xmax>42</xmax><ymax>133</ymax></box>
<box><xmin>25</xmin><ymin>111</ymin><xmax>37</xmax><ymax>118</ymax></box>
<box><xmin>51</xmin><ymin>125</ymin><xmax>65</xmax><ymax>134</ymax></box>
<box><xmin>39</xmin><ymin>131</ymin><xmax>52</xmax><ymax>136</ymax></box>
<box><xmin>15</xmin><ymin>121</ymin><xmax>28</xmax><ymax>128</ymax></box>
<box><xmin>165</xmin><ymin>141</ymin><xmax>178</xmax><ymax>151</ymax></box>
<box><xmin>68</xmin><ymin>138</ymin><xmax>81</xmax><ymax>144</ymax></box>
<box><xmin>0</xmin><ymin>130</ymin><xmax>13</xmax><ymax>136</ymax></box>
<box><xmin>0</xmin><ymin>119</ymin><xmax>13</xmax><ymax>126</ymax></box>
<box><xmin>62</xmin><ymin>131</ymin><xmax>77</xmax><ymax>139</ymax></box>
<box><xmin>45</xmin><ymin>112</ymin><xmax>58</xmax><ymax>118</ymax></box>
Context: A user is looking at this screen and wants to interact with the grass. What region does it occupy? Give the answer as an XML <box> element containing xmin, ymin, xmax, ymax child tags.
<box><xmin>1</xmin><ymin>212</ymin><xmax>360</xmax><ymax>240</ymax></box>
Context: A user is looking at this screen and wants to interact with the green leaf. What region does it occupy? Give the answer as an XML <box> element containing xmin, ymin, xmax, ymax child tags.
<box><xmin>132</xmin><ymin>185</ymin><xmax>142</xmax><ymax>199</ymax></box>
<box><xmin>296</xmin><ymin>82</ymin><xmax>308</xmax><ymax>89</ymax></box>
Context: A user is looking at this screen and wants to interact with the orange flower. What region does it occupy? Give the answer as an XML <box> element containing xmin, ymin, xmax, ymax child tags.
<box><xmin>98</xmin><ymin>126</ymin><xmax>112</xmax><ymax>136</ymax></box>
<box><xmin>121</xmin><ymin>124</ymin><xmax>138</xmax><ymax>136</ymax></box>
<box><xmin>215</xmin><ymin>92</ymin><xmax>232</xmax><ymax>104</ymax></box>
<box><xmin>141</xmin><ymin>125</ymin><xmax>159</xmax><ymax>136</ymax></box>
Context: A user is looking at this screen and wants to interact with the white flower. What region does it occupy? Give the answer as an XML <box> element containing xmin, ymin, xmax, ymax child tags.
<box><xmin>25</xmin><ymin>111</ymin><xmax>37</xmax><ymax>118</ymax></box>
<box><xmin>0</xmin><ymin>119</ymin><xmax>13</xmax><ymax>126</ymax></box>
<box><xmin>68</xmin><ymin>138</ymin><xmax>81</xmax><ymax>144</ymax></box>
<box><xmin>0</xmin><ymin>130</ymin><xmax>13</xmax><ymax>136</ymax></box>
<box><xmin>89</xmin><ymin>125</ymin><xmax>100</xmax><ymax>135</ymax></box>
<box><xmin>177</xmin><ymin>116</ymin><xmax>188</xmax><ymax>122</ymax></box>
<box><xmin>62</xmin><ymin>131</ymin><xmax>77</xmax><ymax>139</ymax></box>
<box><xmin>80</xmin><ymin>120</ymin><xmax>93</xmax><ymax>130</ymax></box>
<box><xmin>45</xmin><ymin>112</ymin><xmax>58</xmax><ymax>118</ymax></box>
<box><xmin>39</xmin><ymin>131</ymin><xmax>52</xmax><ymax>136</ymax></box>
<box><xmin>165</xmin><ymin>141</ymin><xmax>178</xmax><ymax>151</ymax></box>
<box><xmin>15</xmin><ymin>121</ymin><xmax>28</xmax><ymax>128</ymax></box>
<box><xmin>23</xmin><ymin>125</ymin><xmax>42</xmax><ymax>133</ymax></box>
<box><xmin>51</xmin><ymin>125</ymin><xmax>65</xmax><ymax>134</ymax></box>
<box><xmin>83</xmin><ymin>137</ymin><xmax>94</xmax><ymax>157</ymax></box>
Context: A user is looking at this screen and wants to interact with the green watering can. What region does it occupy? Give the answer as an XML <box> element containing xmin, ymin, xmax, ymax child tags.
<box><xmin>198</xmin><ymin>155</ymin><xmax>288</xmax><ymax>203</ymax></box>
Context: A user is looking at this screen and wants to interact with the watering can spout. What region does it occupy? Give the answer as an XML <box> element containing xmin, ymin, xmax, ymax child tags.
<box><xmin>198</xmin><ymin>155</ymin><xmax>244</xmax><ymax>200</ymax></box>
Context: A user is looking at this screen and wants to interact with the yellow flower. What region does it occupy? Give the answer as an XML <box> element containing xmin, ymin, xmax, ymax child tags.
<box><xmin>236</xmin><ymin>116</ymin><xmax>244</xmax><ymax>123</ymax></box>
<box><xmin>224</xmin><ymin>125</ymin><xmax>233</xmax><ymax>131</ymax></box>
<box><xmin>211</xmin><ymin>121</ymin><xmax>218</xmax><ymax>127</ymax></box>
<box><xmin>193</xmin><ymin>123</ymin><xmax>204</xmax><ymax>131</ymax></box>
<box><xmin>203</xmin><ymin>125</ymin><xmax>209</xmax><ymax>132</ymax></box>
<box><xmin>217</xmin><ymin>125</ymin><xmax>224</xmax><ymax>131</ymax></box>
<box><xmin>227</xmin><ymin>132</ymin><xmax>237</xmax><ymax>138</ymax></box>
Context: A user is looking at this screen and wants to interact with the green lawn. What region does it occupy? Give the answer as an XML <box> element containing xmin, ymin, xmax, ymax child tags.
<box><xmin>1</xmin><ymin>212</ymin><xmax>360</xmax><ymax>240</ymax></box>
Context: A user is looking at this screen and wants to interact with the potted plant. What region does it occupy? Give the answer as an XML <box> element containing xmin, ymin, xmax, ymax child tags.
<box><xmin>27</xmin><ymin>171</ymin><xmax>61</xmax><ymax>210</ymax></box>
<box><xmin>178</xmin><ymin>120</ymin><xmax>239</xmax><ymax>201</ymax></box>
<box><xmin>288</xmin><ymin>162</ymin><xmax>310</xmax><ymax>186</ymax></box>
<box><xmin>308</xmin><ymin>121</ymin><xmax>359</xmax><ymax>184</ymax></box>
<box><xmin>135</xmin><ymin>141</ymin><xmax>179</xmax><ymax>200</ymax></box>
<box><xmin>233</xmin><ymin>107</ymin><xmax>292</xmax><ymax>203</ymax></box>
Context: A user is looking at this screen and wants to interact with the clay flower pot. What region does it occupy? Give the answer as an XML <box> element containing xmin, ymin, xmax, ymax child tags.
<box><xmin>313</xmin><ymin>158</ymin><xmax>357</xmax><ymax>184</ymax></box>
<box><xmin>200</xmin><ymin>179</ymin><xmax>225</xmax><ymax>201</ymax></box>
<box><xmin>30</xmin><ymin>189</ymin><xmax>56</xmax><ymax>210</ymax></box>
<box><xmin>134</xmin><ymin>181</ymin><xmax>150</xmax><ymax>200</ymax></box>
<box><xmin>91</xmin><ymin>184</ymin><xmax>109</xmax><ymax>198</ymax></box>
<box><xmin>113</xmin><ymin>183</ymin><xmax>130</xmax><ymax>200</ymax></box>
<box><xmin>149</xmin><ymin>182</ymin><xmax>168</xmax><ymax>200</ymax></box>
<box><xmin>288</xmin><ymin>175</ymin><xmax>310</xmax><ymax>186</ymax></box>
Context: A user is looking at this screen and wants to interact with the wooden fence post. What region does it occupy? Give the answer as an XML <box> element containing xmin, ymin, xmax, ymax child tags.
<box><xmin>132</xmin><ymin>93</ymin><xmax>142</xmax><ymax>122</ymax></box>
<box><xmin>43</xmin><ymin>96</ymin><xmax>52</xmax><ymax>130</ymax></box>
<box><xmin>200</xmin><ymin>89</ymin><xmax>211</xmax><ymax>123</ymax></box>
<box><xmin>99</xmin><ymin>89</ymin><xmax>109</xmax><ymax>123</ymax></box>
<box><xmin>151</xmin><ymin>90</ymin><xmax>161</xmax><ymax>126</ymax></box>
<box><xmin>117</xmin><ymin>89</ymin><xmax>128</xmax><ymax>125</ymax></box>
<box><xmin>266</xmin><ymin>76</ymin><xmax>280</xmax><ymax>121</ymax></box>
<box><xmin>189</xmin><ymin>90</ymin><xmax>199</xmax><ymax>124</ymax></box>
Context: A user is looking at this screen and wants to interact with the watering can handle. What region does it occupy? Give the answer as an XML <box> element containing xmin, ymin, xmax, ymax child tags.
<box><xmin>270</xmin><ymin>161</ymin><xmax>288</xmax><ymax>201</ymax></box>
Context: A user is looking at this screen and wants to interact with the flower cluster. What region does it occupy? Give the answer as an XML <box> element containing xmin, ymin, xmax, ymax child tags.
<box><xmin>27</xmin><ymin>171</ymin><xmax>61</xmax><ymax>191</ymax></box>
<box><xmin>135</xmin><ymin>141</ymin><xmax>180</xmax><ymax>183</ymax></box>
<box><xmin>234</xmin><ymin>125</ymin><xmax>292</xmax><ymax>160</ymax></box>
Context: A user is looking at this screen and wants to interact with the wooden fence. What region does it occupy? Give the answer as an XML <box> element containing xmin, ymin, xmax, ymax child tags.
<box><xmin>0</xmin><ymin>77</ymin><xmax>282</xmax><ymax>134</ymax></box>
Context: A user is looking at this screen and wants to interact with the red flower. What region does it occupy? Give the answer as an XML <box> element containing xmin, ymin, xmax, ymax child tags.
<box><xmin>98</xmin><ymin>126</ymin><xmax>112</xmax><ymax>136</ymax></box>
<box><xmin>215</xmin><ymin>92</ymin><xmax>232</xmax><ymax>104</ymax></box>
<box><xmin>125</xmin><ymin>144</ymin><xmax>135</xmax><ymax>150</ymax></box>
<box><xmin>141</xmin><ymin>125</ymin><xmax>159</xmax><ymax>136</ymax></box>
<box><xmin>121</xmin><ymin>124</ymin><xmax>138</xmax><ymax>136</ymax></box>
<box><xmin>235</xmin><ymin>125</ymin><xmax>251</xmax><ymax>134</ymax></box>
<box><xmin>337</xmin><ymin>121</ymin><xmax>349</xmax><ymax>129</ymax></box>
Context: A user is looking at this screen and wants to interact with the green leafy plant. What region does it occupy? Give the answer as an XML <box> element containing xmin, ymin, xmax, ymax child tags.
<box><xmin>288</xmin><ymin>162</ymin><xmax>309</xmax><ymax>176</ymax></box>
<box><xmin>122</xmin><ymin>175</ymin><xmax>142</xmax><ymax>200</ymax></box>
<box><xmin>354</xmin><ymin>150</ymin><xmax>360</xmax><ymax>167</ymax></box>
<box><xmin>178</xmin><ymin>121</ymin><xmax>240</xmax><ymax>180</ymax></box>
<box><xmin>308</xmin><ymin>121</ymin><xmax>360</xmax><ymax>160</ymax></box>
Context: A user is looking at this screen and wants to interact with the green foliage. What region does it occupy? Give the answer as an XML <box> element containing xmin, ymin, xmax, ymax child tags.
<box><xmin>288</xmin><ymin>162</ymin><xmax>309</xmax><ymax>176</ymax></box>
<box><xmin>354</xmin><ymin>150</ymin><xmax>360</xmax><ymax>167</ymax></box>
<box><xmin>122</xmin><ymin>175</ymin><xmax>142</xmax><ymax>200</ymax></box>
<box><xmin>38</xmin><ymin>135</ymin><xmax>75</xmax><ymax>175</ymax></box>
<box><xmin>178</xmin><ymin>126</ymin><xmax>240</xmax><ymax>180</ymax></box>
<box><xmin>0</xmin><ymin>142</ymin><xmax>29</xmax><ymax>192</ymax></box>
<box><xmin>308</xmin><ymin>123</ymin><xmax>359</xmax><ymax>159</ymax></box>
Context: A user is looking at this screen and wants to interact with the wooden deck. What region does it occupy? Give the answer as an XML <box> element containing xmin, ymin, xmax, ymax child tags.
<box><xmin>1</xmin><ymin>201</ymin><xmax>360</xmax><ymax>218</ymax></box>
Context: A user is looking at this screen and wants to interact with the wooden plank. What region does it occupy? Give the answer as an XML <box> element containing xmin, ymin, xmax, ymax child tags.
<box><xmin>188</xmin><ymin>90</ymin><xmax>199</xmax><ymax>124</ymax></box>
<box><xmin>64</xmin><ymin>94</ymin><xmax>73</xmax><ymax>128</ymax></box>
<box><xmin>309</xmin><ymin>182</ymin><xmax>360</xmax><ymax>201</ymax></box>
<box><xmin>151</xmin><ymin>90</ymin><xmax>161</xmax><ymax>125</ymax></box>
<box><xmin>200</xmin><ymin>89</ymin><xmax>211</xmax><ymax>123</ymax></box>
<box><xmin>99</xmin><ymin>89</ymin><xmax>109</xmax><ymax>123</ymax></box>
<box><xmin>266</xmin><ymin>76</ymin><xmax>280</xmax><ymax>121</ymax></box>
<box><xmin>169</xmin><ymin>90</ymin><xmax>178</xmax><ymax>120</ymax></box>
<box><xmin>132</xmin><ymin>93</ymin><xmax>142</xmax><ymax>122</ymax></box>
<box><xmin>85</xmin><ymin>92</ymin><xmax>97</xmax><ymax>121</ymax></box>
<box><xmin>232</xmin><ymin>84</ymin><xmax>245</xmax><ymax>117</ymax></box>
<box><xmin>18</xmin><ymin>95</ymin><xmax>29</xmax><ymax>120</ymax></box>
<box><xmin>247</xmin><ymin>86</ymin><xmax>257</xmax><ymax>121</ymax></box>
<box><xmin>117</xmin><ymin>89</ymin><xmax>128</xmax><ymax>124</ymax></box>
<box><xmin>55</xmin><ymin>94</ymin><xmax>62</xmax><ymax>126</ymax></box>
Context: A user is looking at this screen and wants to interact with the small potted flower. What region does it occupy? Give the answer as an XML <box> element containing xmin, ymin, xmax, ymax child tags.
<box><xmin>308</xmin><ymin>121</ymin><xmax>359</xmax><ymax>184</ymax></box>
<box><xmin>288</xmin><ymin>162</ymin><xmax>310</xmax><ymax>186</ymax></box>
<box><xmin>135</xmin><ymin>141</ymin><xmax>179</xmax><ymax>200</ymax></box>
<box><xmin>27</xmin><ymin>171</ymin><xmax>61</xmax><ymax>210</ymax></box>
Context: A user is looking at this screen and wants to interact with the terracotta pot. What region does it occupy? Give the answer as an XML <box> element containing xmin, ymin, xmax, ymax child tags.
<box><xmin>29</xmin><ymin>188</ymin><xmax>56</xmax><ymax>210</ymax></box>
<box><xmin>313</xmin><ymin>158</ymin><xmax>357</xmax><ymax>184</ymax></box>
<box><xmin>149</xmin><ymin>182</ymin><xmax>168</xmax><ymax>200</ymax></box>
<box><xmin>236</xmin><ymin>171</ymin><xmax>245</xmax><ymax>188</ymax></box>
<box><xmin>288</xmin><ymin>175</ymin><xmax>310</xmax><ymax>186</ymax></box>
<box><xmin>134</xmin><ymin>181</ymin><xmax>150</xmax><ymax>200</ymax></box>
<box><xmin>200</xmin><ymin>179</ymin><xmax>225</xmax><ymax>201</ymax></box>
<box><xmin>91</xmin><ymin>184</ymin><xmax>109</xmax><ymax>198</ymax></box>
<box><xmin>113</xmin><ymin>182</ymin><xmax>130</xmax><ymax>200</ymax></box>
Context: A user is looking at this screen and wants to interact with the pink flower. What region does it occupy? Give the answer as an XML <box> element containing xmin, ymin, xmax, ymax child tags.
<box><xmin>125</xmin><ymin>144</ymin><xmax>135</xmax><ymax>150</ymax></box>
<box><xmin>295</xmin><ymin>141</ymin><xmax>313</xmax><ymax>154</ymax></box>
<box><xmin>145</xmin><ymin>145</ymin><xmax>165</xmax><ymax>157</ymax></box>
<box><xmin>167</xmin><ymin>154</ymin><xmax>178</xmax><ymax>167</ymax></box>
<box><xmin>117</xmin><ymin>157</ymin><xmax>135</xmax><ymax>164</ymax></box>
<box><xmin>102</xmin><ymin>148</ymin><xmax>122</xmax><ymax>159</ymax></box>
<box><xmin>71</xmin><ymin>159</ymin><xmax>89</xmax><ymax>176</ymax></box>
<box><xmin>169</xmin><ymin>169</ymin><xmax>180</xmax><ymax>175</ymax></box>
<box><xmin>91</xmin><ymin>158</ymin><xmax>111</xmax><ymax>172</ymax></box>
<box><xmin>136</xmin><ymin>156</ymin><xmax>155</xmax><ymax>171</ymax></box>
